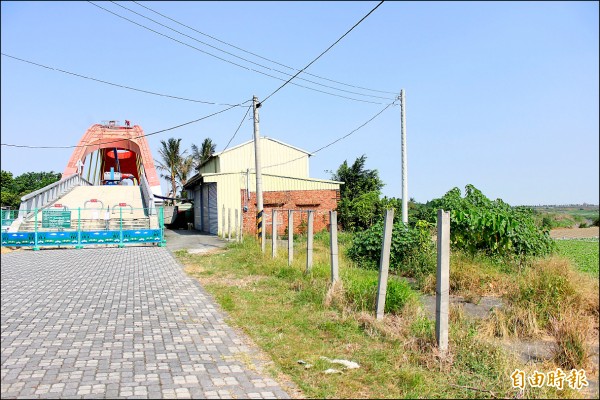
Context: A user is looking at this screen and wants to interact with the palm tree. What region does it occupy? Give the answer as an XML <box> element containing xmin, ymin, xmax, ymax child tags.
<box><xmin>191</xmin><ymin>138</ymin><xmax>217</xmax><ymax>172</ymax></box>
<box><xmin>176</xmin><ymin>155</ymin><xmax>194</xmax><ymax>198</ymax></box>
<box><xmin>156</xmin><ymin>138</ymin><xmax>186</xmax><ymax>199</ymax></box>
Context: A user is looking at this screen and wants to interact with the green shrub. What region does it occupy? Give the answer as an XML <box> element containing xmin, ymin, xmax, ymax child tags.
<box><xmin>541</xmin><ymin>216</ymin><xmax>554</xmax><ymax>230</ymax></box>
<box><xmin>427</xmin><ymin>185</ymin><xmax>554</xmax><ymax>258</ymax></box>
<box><xmin>344</xmin><ymin>271</ymin><xmax>416</xmax><ymax>314</ymax></box>
<box><xmin>346</xmin><ymin>220</ymin><xmax>436</xmax><ymax>279</ymax></box>
<box><xmin>578</xmin><ymin>222</ymin><xmax>588</xmax><ymax>228</ymax></box>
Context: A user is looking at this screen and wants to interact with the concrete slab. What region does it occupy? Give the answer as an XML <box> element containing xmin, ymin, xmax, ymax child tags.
<box><xmin>164</xmin><ymin>228</ymin><xmax>226</xmax><ymax>253</ymax></box>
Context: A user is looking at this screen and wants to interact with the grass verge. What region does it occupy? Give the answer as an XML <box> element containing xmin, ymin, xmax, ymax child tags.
<box><xmin>176</xmin><ymin>237</ymin><xmax>590</xmax><ymax>399</ymax></box>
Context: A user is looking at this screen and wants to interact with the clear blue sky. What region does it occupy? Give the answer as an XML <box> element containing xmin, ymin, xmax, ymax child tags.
<box><xmin>1</xmin><ymin>1</ymin><xmax>598</xmax><ymax>206</ymax></box>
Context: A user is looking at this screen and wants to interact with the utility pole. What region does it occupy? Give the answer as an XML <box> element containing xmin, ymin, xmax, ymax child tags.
<box><xmin>253</xmin><ymin>95</ymin><xmax>265</xmax><ymax>252</ymax></box>
<box><xmin>400</xmin><ymin>89</ymin><xmax>408</xmax><ymax>226</ymax></box>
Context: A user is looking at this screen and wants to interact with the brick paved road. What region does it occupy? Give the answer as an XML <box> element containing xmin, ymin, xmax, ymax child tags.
<box><xmin>1</xmin><ymin>247</ymin><xmax>294</xmax><ymax>399</ymax></box>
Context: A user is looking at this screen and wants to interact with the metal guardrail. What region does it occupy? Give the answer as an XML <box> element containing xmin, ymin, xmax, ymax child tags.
<box><xmin>140</xmin><ymin>174</ymin><xmax>156</xmax><ymax>216</ymax></box>
<box><xmin>18</xmin><ymin>174</ymin><xmax>93</xmax><ymax>220</ymax></box>
<box><xmin>1</xmin><ymin>207</ymin><xmax>166</xmax><ymax>249</ymax></box>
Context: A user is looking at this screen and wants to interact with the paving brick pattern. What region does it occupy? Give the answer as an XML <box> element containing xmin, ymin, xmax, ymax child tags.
<box><xmin>1</xmin><ymin>247</ymin><xmax>293</xmax><ymax>399</ymax></box>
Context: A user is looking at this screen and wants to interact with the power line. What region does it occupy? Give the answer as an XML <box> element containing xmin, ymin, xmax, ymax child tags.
<box><xmin>132</xmin><ymin>1</ymin><xmax>397</xmax><ymax>96</ymax></box>
<box><xmin>0</xmin><ymin>104</ymin><xmax>242</xmax><ymax>149</ymax></box>
<box><xmin>222</xmin><ymin>105</ymin><xmax>252</xmax><ymax>153</ymax></box>
<box><xmin>87</xmin><ymin>1</ymin><xmax>386</xmax><ymax>105</ymax></box>
<box><xmin>262</xmin><ymin>99</ymin><xmax>397</xmax><ymax>170</ymax></box>
<box><xmin>110</xmin><ymin>1</ymin><xmax>393</xmax><ymax>101</ymax></box>
<box><xmin>260</xmin><ymin>0</ymin><xmax>385</xmax><ymax>105</ymax></box>
<box><xmin>1</xmin><ymin>53</ymin><xmax>242</xmax><ymax>107</ymax></box>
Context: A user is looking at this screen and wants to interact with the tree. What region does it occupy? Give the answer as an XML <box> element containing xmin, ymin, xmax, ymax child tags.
<box><xmin>156</xmin><ymin>138</ymin><xmax>186</xmax><ymax>199</ymax></box>
<box><xmin>1</xmin><ymin>170</ymin><xmax>61</xmax><ymax>209</ymax></box>
<box><xmin>331</xmin><ymin>155</ymin><xmax>385</xmax><ymax>230</ymax></box>
<box><xmin>191</xmin><ymin>138</ymin><xmax>217</xmax><ymax>172</ymax></box>
<box><xmin>176</xmin><ymin>155</ymin><xmax>194</xmax><ymax>198</ymax></box>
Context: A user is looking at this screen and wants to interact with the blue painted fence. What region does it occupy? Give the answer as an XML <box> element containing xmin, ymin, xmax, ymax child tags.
<box><xmin>1</xmin><ymin>207</ymin><xmax>166</xmax><ymax>249</ymax></box>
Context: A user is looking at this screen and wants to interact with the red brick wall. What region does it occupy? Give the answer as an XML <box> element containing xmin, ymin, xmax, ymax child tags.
<box><xmin>241</xmin><ymin>189</ymin><xmax>339</xmax><ymax>235</ymax></box>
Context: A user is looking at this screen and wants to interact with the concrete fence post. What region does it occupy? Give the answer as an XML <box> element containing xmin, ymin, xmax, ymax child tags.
<box><xmin>375</xmin><ymin>209</ymin><xmax>394</xmax><ymax>319</ymax></box>
<box><xmin>436</xmin><ymin>209</ymin><xmax>450</xmax><ymax>356</ymax></box>
<box><xmin>240</xmin><ymin>209</ymin><xmax>244</xmax><ymax>243</ymax></box>
<box><xmin>288</xmin><ymin>210</ymin><xmax>294</xmax><ymax>266</ymax></box>
<box><xmin>235</xmin><ymin>209</ymin><xmax>239</xmax><ymax>242</ymax></box>
<box><xmin>222</xmin><ymin>205</ymin><xmax>226</xmax><ymax>239</ymax></box>
<box><xmin>330</xmin><ymin>211</ymin><xmax>339</xmax><ymax>283</ymax></box>
<box><xmin>272</xmin><ymin>209</ymin><xmax>278</xmax><ymax>258</ymax></box>
<box><xmin>228</xmin><ymin>208</ymin><xmax>232</xmax><ymax>241</ymax></box>
<box><xmin>306</xmin><ymin>211</ymin><xmax>314</xmax><ymax>273</ymax></box>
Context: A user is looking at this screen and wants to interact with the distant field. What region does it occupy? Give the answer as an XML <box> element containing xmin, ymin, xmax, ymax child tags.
<box><xmin>532</xmin><ymin>205</ymin><xmax>599</xmax><ymax>228</ymax></box>
<box><xmin>555</xmin><ymin>238</ymin><xmax>599</xmax><ymax>276</ymax></box>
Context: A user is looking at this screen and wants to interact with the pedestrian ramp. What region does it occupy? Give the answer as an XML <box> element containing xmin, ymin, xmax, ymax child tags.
<box><xmin>14</xmin><ymin>185</ymin><xmax>156</xmax><ymax>232</ymax></box>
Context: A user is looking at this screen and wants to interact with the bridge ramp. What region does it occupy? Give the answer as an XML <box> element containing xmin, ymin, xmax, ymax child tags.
<box><xmin>19</xmin><ymin>186</ymin><xmax>156</xmax><ymax>231</ymax></box>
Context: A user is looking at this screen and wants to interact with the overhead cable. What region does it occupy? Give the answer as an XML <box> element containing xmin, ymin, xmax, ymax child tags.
<box><xmin>262</xmin><ymin>99</ymin><xmax>397</xmax><ymax>170</ymax></box>
<box><xmin>111</xmin><ymin>1</ymin><xmax>393</xmax><ymax>101</ymax></box>
<box><xmin>0</xmin><ymin>105</ymin><xmax>242</xmax><ymax>149</ymax></box>
<box><xmin>260</xmin><ymin>1</ymin><xmax>385</xmax><ymax>105</ymax></box>
<box><xmin>1</xmin><ymin>53</ymin><xmax>242</xmax><ymax>107</ymax></box>
<box><xmin>222</xmin><ymin>105</ymin><xmax>252</xmax><ymax>153</ymax></box>
<box><xmin>87</xmin><ymin>1</ymin><xmax>385</xmax><ymax>105</ymax></box>
<box><xmin>132</xmin><ymin>0</ymin><xmax>397</xmax><ymax>96</ymax></box>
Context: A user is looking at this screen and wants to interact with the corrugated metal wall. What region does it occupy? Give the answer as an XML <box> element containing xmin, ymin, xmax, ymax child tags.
<box><xmin>218</xmin><ymin>138</ymin><xmax>309</xmax><ymax>178</ymax></box>
<box><xmin>202</xmin><ymin>172</ymin><xmax>341</xmax><ymax>236</ymax></box>
<box><xmin>198</xmin><ymin>158</ymin><xmax>219</xmax><ymax>174</ymax></box>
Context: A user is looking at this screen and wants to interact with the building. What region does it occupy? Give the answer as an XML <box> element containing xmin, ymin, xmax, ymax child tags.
<box><xmin>183</xmin><ymin>137</ymin><xmax>343</xmax><ymax>236</ymax></box>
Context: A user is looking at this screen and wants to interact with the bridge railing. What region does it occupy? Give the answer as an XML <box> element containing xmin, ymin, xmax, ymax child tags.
<box><xmin>2</xmin><ymin>206</ymin><xmax>166</xmax><ymax>249</ymax></box>
<box><xmin>139</xmin><ymin>174</ymin><xmax>156</xmax><ymax>216</ymax></box>
<box><xmin>18</xmin><ymin>174</ymin><xmax>93</xmax><ymax>220</ymax></box>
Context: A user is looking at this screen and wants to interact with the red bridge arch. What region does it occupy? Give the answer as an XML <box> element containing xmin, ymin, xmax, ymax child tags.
<box><xmin>63</xmin><ymin>123</ymin><xmax>162</xmax><ymax>197</ymax></box>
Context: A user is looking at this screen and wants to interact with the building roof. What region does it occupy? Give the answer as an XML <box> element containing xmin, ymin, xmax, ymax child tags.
<box><xmin>215</xmin><ymin>137</ymin><xmax>312</xmax><ymax>157</ymax></box>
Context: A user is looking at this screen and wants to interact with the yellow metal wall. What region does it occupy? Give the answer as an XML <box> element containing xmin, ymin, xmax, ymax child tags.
<box><xmin>202</xmin><ymin>172</ymin><xmax>341</xmax><ymax>236</ymax></box>
<box><xmin>218</xmin><ymin>138</ymin><xmax>309</xmax><ymax>178</ymax></box>
<box><xmin>198</xmin><ymin>157</ymin><xmax>219</xmax><ymax>174</ymax></box>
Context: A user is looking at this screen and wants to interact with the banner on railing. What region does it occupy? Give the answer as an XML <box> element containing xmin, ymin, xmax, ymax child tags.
<box><xmin>1</xmin><ymin>206</ymin><xmax>166</xmax><ymax>248</ymax></box>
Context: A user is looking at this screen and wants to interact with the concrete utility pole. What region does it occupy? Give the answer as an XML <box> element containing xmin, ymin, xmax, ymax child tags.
<box><xmin>400</xmin><ymin>89</ymin><xmax>408</xmax><ymax>226</ymax></box>
<box><xmin>436</xmin><ymin>209</ymin><xmax>450</xmax><ymax>356</ymax></box>
<box><xmin>253</xmin><ymin>95</ymin><xmax>265</xmax><ymax>252</ymax></box>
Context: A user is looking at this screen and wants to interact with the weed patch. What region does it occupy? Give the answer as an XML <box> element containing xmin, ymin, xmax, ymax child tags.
<box><xmin>177</xmin><ymin>237</ymin><xmax>593</xmax><ymax>399</ymax></box>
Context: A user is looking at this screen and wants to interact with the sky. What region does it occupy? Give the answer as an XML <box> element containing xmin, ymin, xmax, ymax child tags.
<box><xmin>1</xmin><ymin>1</ymin><xmax>598</xmax><ymax>206</ymax></box>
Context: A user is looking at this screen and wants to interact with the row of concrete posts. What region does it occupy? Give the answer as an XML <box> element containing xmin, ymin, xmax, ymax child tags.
<box><xmin>222</xmin><ymin>205</ymin><xmax>450</xmax><ymax>356</ymax></box>
<box><xmin>374</xmin><ymin>208</ymin><xmax>450</xmax><ymax>356</ymax></box>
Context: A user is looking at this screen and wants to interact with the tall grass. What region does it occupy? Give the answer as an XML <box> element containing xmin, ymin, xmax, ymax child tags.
<box><xmin>177</xmin><ymin>236</ymin><xmax>594</xmax><ymax>398</ymax></box>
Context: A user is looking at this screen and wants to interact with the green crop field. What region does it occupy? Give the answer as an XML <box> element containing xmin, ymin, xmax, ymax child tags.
<box><xmin>555</xmin><ymin>238</ymin><xmax>599</xmax><ymax>276</ymax></box>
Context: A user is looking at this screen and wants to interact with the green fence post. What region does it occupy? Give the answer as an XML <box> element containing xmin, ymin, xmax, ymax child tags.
<box><xmin>33</xmin><ymin>207</ymin><xmax>40</xmax><ymax>251</ymax></box>
<box><xmin>76</xmin><ymin>207</ymin><xmax>83</xmax><ymax>249</ymax></box>
<box><xmin>119</xmin><ymin>207</ymin><xmax>124</xmax><ymax>248</ymax></box>
<box><xmin>158</xmin><ymin>206</ymin><xmax>166</xmax><ymax>247</ymax></box>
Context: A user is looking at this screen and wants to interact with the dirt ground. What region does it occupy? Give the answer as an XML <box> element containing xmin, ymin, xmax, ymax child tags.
<box><xmin>550</xmin><ymin>226</ymin><xmax>599</xmax><ymax>239</ymax></box>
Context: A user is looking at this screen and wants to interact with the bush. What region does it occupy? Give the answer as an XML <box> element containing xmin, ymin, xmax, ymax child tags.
<box><xmin>578</xmin><ymin>222</ymin><xmax>588</xmax><ymax>228</ymax></box>
<box><xmin>427</xmin><ymin>185</ymin><xmax>554</xmax><ymax>258</ymax></box>
<box><xmin>344</xmin><ymin>271</ymin><xmax>417</xmax><ymax>314</ymax></box>
<box><xmin>347</xmin><ymin>220</ymin><xmax>436</xmax><ymax>280</ymax></box>
<box><xmin>541</xmin><ymin>216</ymin><xmax>554</xmax><ymax>230</ymax></box>
<box><xmin>593</xmin><ymin>216</ymin><xmax>600</xmax><ymax>227</ymax></box>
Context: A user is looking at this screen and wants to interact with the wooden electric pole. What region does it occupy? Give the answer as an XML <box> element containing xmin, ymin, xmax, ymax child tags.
<box><xmin>253</xmin><ymin>95</ymin><xmax>265</xmax><ymax>252</ymax></box>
